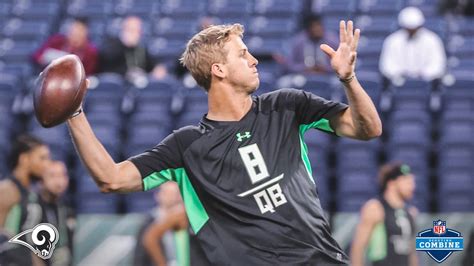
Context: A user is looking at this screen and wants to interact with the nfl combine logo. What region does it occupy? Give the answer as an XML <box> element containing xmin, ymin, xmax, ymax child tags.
<box><xmin>433</xmin><ymin>220</ymin><xmax>446</xmax><ymax>235</ymax></box>
<box><xmin>416</xmin><ymin>220</ymin><xmax>464</xmax><ymax>263</ymax></box>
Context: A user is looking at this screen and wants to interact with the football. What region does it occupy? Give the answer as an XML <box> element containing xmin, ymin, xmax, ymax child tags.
<box><xmin>33</xmin><ymin>54</ymin><xmax>87</xmax><ymax>128</ymax></box>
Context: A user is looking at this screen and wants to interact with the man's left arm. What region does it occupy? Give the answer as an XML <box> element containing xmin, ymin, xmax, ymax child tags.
<box><xmin>321</xmin><ymin>21</ymin><xmax>382</xmax><ymax>140</ymax></box>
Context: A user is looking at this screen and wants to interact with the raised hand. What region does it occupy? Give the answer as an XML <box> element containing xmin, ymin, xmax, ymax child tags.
<box><xmin>320</xmin><ymin>20</ymin><xmax>360</xmax><ymax>80</ymax></box>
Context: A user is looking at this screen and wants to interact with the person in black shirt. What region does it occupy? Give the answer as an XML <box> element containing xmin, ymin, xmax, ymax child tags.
<box><xmin>0</xmin><ymin>135</ymin><xmax>51</xmax><ymax>265</ymax></box>
<box><xmin>99</xmin><ymin>16</ymin><xmax>168</xmax><ymax>83</ymax></box>
<box><xmin>351</xmin><ymin>163</ymin><xmax>418</xmax><ymax>266</ymax></box>
<box><xmin>38</xmin><ymin>161</ymin><xmax>74</xmax><ymax>266</ymax></box>
<box><xmin>67</xmin><ymin>21</ymin><xmax>381</xmax><ymax>265</ymax></box>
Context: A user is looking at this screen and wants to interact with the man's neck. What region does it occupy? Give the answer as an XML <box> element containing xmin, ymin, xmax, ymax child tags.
<box><xmin>40</xmin><ymin>190</ymin><xmax>58</xmax><ymax>203</ymax></box>
<box><xmin>383</xmin><ymin>189</ymin><xmax>405</xmax><ymax>209</ymax></box>
<box><xmin>12</xmin><ymin>168</ymin><xmax>30</xmax><ymax>188</ymax></box>
<box><xmin>207</xmin><ymin>83</ymin><xmax>253</xmax><ymax>121</ymax></box>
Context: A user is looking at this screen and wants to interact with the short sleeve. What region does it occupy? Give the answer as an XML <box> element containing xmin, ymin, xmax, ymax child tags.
<box><xmin>128</xmin><ymin>133</ymin><xmax>184</xmax><ymax>191</ymax></box>
<box><xmin>269</xmin><ymin>89</ymin><xmax>348</xmax><ymax>134</ymax></box>
<box><xmin>294</xmin><ymin>89</ymin><xmax>348</xmax><ymax>127</ymax></box>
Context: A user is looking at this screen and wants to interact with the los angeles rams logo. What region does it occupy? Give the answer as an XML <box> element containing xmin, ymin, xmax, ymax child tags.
<box><xmin>8</xmin><ymin>223</ymin><xmax>59</xmax><ymax>259</ymax></box>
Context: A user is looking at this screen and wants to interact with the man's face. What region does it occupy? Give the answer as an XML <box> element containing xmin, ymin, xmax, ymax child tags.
<box><xmin>121</xmin><ymin>17</ymin><xmax>142</xmax><ymax>47</ymax></box>
<box><xmin>220</xmin><ymin>35</ymin><xmax>260</xmax><ymax>94</ymax></box>
<box><xmin>67</xmin><ymin>21</ymin><xmax>88</xmax><ymax>49</ymax></box>
<box><xmin>42</xmin><ymin>162</ymin><xmax>69</xmax><ymax>197</ymax></box>
<box><xmin>308</xmin><ymin>21</ymin><xmax>324</xmax><ymax>40</ymax></box>
<box><xmin>26</xmin><ymin>145</ymin><xmax>51</xmax><ymax>179</ymax></box>
<box><xmin>395</xmin><ymin>174</ymin><xmax>416</xmax><ymax>201</ymax></box>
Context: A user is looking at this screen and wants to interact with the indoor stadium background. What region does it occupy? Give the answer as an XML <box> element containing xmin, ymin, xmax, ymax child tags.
<box><xmin>0</xmin><ymin>0</ymin><xmax>472</xmax><ymax>265</ymax></box>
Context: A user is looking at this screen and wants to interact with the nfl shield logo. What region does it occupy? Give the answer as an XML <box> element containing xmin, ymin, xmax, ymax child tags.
<box><xmin>433</xmin><ymin>220</ymin><xmax>446</xmax><ymax>235</ymax></box>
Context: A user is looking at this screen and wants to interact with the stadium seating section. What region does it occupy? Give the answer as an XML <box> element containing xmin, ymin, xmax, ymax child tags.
<box><xmin>0</xmin><ymin>0</ymin><xmax>472</xmax><ymax>214</ymax></box>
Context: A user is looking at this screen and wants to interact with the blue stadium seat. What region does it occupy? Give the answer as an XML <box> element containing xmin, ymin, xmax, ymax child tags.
<box><xmin>337</xmin><ymin>194</ymin><xmax>374</xmax><ymax>212</ymax></box>
<box><xmin>358</xmin><ymin>0</ymin><xmax>404</xmax><ymax>15</ymax></box>
<box><xmin>439</xmin><ymin>120</ymin><xmax>474</xmax><ymax>146</ymax></box>
<box><xmin>389</xmin><ymin>110</ymin><xmax>432</xmax><ymax>132</ymax></box>
<box><xmin>75</xmin><ymin>192</ymin><xmax>119</xmax><ymax>214</ymax></box>
<box><xmin>87</xmin><ymin>111</ymin><xmax>122</xmax><ymax>129</ymax></box>
<box><xmin>153</xmin><ymin>17</ymin><xmax>197</xmax><ymax>39</ymax></box>
<box><xmin>424</xmin><ymin>17</ymin><xmax>448</xmax><ymax>38</ymax></box>
<box><xmin>438</xmin><ymin>195</ymin><xmax>473</xmax><ymax>212</ymax></box>
<box><xmin>1</xmin><ymin>18</ymin><xmax>50</xmax><ymax>40</ymax></box>
<box><xmin>391</xmin><ymin>81</ymin><xmax>432</xmax><ymax>111</ymax></box>
<box><xmin>175</xmin><ymin>111</ymin><xmax>203</xmax><ymax>129</ymax></box>
<box><xmin>336</xmin><ymin>138</ymin><xmax>380</xmax><ymax>172</ymax></box>
<box><xmin>0</xmin><ymin>39</ymin><xmax>41</xmax><ymax>63</ymax></box>
<box><xmin>0</xmin><ymin>61</ymin><xmax>33</xmax><ymax>77</ymax></box>
<box><xmin>246</xmin><ymin>36</ymin><xmax>286</xmax><ymax>57</ymax></box>
<box><xmin>438</xmin><ymin>167</ymin><xmax>473</xmax><ymax>194</ymax></box>
<box><xmin>127</xmin><ymin>124</ymin><xmax>169</xmax><ymax>148</ymax></box>
<box><xmin>441</xmin><ymin>87</ymin><xmax>474</xmax><ymax>111</ymax></box>
<box><xmin>357</xmin><ymin>36</ymin><xmax>384</xmax><ymax>60</ymax></box>
<box><xmin>450</xmin><ymin>17</ymin><xmax>474</xmax><ymax>36</ymax></box>
<box><xmin>248</xmin><ymin>17</ymin><xmax>297</xmax><ymax>37</ymax></box>
<box><xmin>92</xmin><ymin>124</ymin><xmax>121</xmax><ymax>157</ymax></box>
<box><xmin>113</xmin><ymin>0</ymin><xmax>156</xmax><ymax>17</ymax></box>
<box><xmin>11</xmin><ymin>2</ymin><xmax>60</xmax><ymax>20</ymax></box>
<box><xmin>124</xmin><ymin>191</ymin><xmax>156</xmax><ymax>213</ymax></box>
<box><xmin>338</xmin><ymin>169</ymin><xmax>378</xmax><ymax>195</ymax></box>
<box><xmin>181</xmin><ymin>86</ymin><xmax>208</xmax><ymax>113</ymax></box>
<box><xmin>0</xmin><ymin>2</ymin><xmax>11</xmax><ymax>17</ymax></box>
<box><xmin>299</xmin><ymin>75</ymin><xmax>333</xmax><ymax>100</ymax></box>
<box><xmin>356</xmin><ymin>15</ymin><xmax>397</xmax><ymax>37</ymax></box>
<box><xmin>160</xmin><ymin>0</ymin><xmax>206</xmax><ymax>17</ymax></box>
<box><xmin>208</xmin><ymin>0</ymin><xmax>252</xmax><ymax>17</ymax></box>
<box><xmin>314</xmin><ymin>0</ymin><xmax>357</xmax><ymax>16</ymax></box>
<box><xmin>388</xmin><ymin>122</ymin><xmax>430</xmax><ymax>147</ymax></box>
<box><xmin>438</xmin><ymin>143</ymin><xmax>473</xmax><ymax>169</ymax></box>
<box><xmin>448</xmin><ymin>36</ymin><xmax>474</xmax><ymax>58</ymax></box>
<box><xmin>253</xmin><ymin>0</ymin><xmax>302</xmax><ymax>17</ymax></box>
<box><xmin>148</xmin><ymin>37</ymin><xmax>187</xmax><ymax>60</ymax></box>
<box><xmin>303</xmin><ymin>124</ymin><xmax>334</xmax><ymax>151</ymax></box>
<box><xmin>84</xmin><ymin>74</ymin><xmax>126</xmax><ymax>113</ymax></box>
<box><xmin>67</xmin><ymin>0</ymin><xmax>113</xmax><ymax>19</ymax></box>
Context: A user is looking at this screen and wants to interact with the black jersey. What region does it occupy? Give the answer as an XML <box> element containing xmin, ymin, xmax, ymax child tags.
<box><xmin>367</xmin><ymin>198</ymin><xmax>416</xmax><ymax>266</ymax></box>
<box><xmin>129</xmin><ymin>88</ymin><xmax>349</xmax><ymax>265</ymax></box>
<box><xmin>0</xmin><ymin>177</ymin><xmax>41</xmax><ymax>266</ymax></box>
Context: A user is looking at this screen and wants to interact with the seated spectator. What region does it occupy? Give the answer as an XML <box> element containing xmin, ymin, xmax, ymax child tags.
<box><xmin>439</xmin><ymin>0</ymin><xmax>474</xmax><ymax>16</ymax></box>
<box><xmin>379</xmin><ymin>7</ymin><xmax>447</xmax><ymax>85</ymax></box>
<box><xmin>99</xmin><ymin>16</ymin><xmax>168</xmax><ymax>85</ymax></box>
<box><xmin>283</xmin><ymin>15</ymin><xmax>337</xmax><ymax>75</ymax></box>
<box><xmin>32</xmin><ymin>17</ymin><xmax>98</xmax><ymax>76</ymax></box>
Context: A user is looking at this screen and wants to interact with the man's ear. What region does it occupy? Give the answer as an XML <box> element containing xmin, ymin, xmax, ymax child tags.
<box><xmin>211</xmin><ymin>63</ymin><xmax>226</xmax><ymax>79</ymax></box>
<box><xmin>18</xmin><ymin>153</ymin><xmax>29</xmax><ymax>168</ymax></box>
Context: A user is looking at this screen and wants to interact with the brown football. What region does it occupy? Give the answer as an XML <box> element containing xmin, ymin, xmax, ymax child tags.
<box><xmin>34</xmin><ymin>54</ymin><xmax>87</xmax><ymax>128</ymax></box>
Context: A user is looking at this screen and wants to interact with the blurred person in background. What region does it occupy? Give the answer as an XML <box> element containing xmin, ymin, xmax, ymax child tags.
<box><xmin>0</xmin><ymin>135</ymin><xmax>51</xmax><ymax>266</ymax></box>
<box><xmin>99</xmin><ymin>16</ymin><xmax>168</xmax><ymax>85</ymax></box>
<box><xmin>440</xmin><ymin>0</ymin><xmax>474</xmax><ymax>15</ymax></box>
<box><xmin>32</xmin><ymin>17</ymin><xmax>98</xmax><ymax>76</ymax></box>
<box><xmin>282</xmin><ymin>14</ymin><xmax>337</xmax><ymax>75</ymax></box>
<box><xmin>351</xmin><ymin>163</ymin><xmax>418</xmax><ymax>266</ymax></box>
<box><xmin>134</xmin><ymin>182</ymin><xmax>190</xmax><ymax>266</ymax></box>
<box><xmin>38</xmin><ymin>161</ymin><xmax>75</xmax><ymax>266</ymax></box>
<box><xmin>379</xmin><ymin>7</ymin><xmax>446</xmax><ymax>86</ymax></box>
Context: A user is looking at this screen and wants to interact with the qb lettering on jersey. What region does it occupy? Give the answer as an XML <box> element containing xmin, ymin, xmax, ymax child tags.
<box><xmin>237</xmin><ymin>143</ymin><xmax>287</xmax><ymax>214</ymax></box>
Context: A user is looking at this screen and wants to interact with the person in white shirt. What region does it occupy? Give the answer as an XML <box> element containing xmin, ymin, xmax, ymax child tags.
<box><xmin>379</xmin><ymin>7</ymin><xmax>447</xmax><ymax>85</ymax></box>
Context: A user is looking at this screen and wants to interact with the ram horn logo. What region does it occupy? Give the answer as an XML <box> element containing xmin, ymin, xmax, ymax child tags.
<box><xmin>8</xmin><ymin>223</ymin><xmax>59</xmax><ymax>259</ymax></box>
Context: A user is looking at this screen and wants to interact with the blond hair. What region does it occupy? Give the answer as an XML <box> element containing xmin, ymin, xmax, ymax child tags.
<box><xmin>180</xmin><ymin>24</ymin><xmax>244</xmax><ymax>91</ymax></box>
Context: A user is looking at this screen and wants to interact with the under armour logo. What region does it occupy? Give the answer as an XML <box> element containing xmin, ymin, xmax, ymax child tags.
<box><xmin>236</xmin><ymin>132</ymin><xmax>251</xmax><ymax>142</ymax></box>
